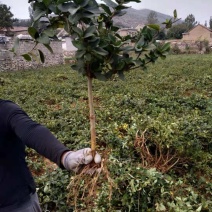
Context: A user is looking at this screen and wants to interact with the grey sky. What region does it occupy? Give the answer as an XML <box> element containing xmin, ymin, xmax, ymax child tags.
<box><xmin>1</xmin><ymin>0</ymin><xmax>211</xmax><ymax>25</ymax></box>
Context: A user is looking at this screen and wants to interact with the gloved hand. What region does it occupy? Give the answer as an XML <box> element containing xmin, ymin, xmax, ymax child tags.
<box><xmin>62</xmin><ymin>148</ymin><xmax>101</xmax><ymax>173</ymax></box>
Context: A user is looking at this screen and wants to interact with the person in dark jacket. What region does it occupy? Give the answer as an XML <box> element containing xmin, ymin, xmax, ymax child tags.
<box><xmin>0</xmin><ymin>99</ymin><xmax>101</xmax><ymax>212</ymax></box>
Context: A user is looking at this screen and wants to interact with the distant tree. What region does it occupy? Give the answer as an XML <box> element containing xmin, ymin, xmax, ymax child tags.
<box><xmin>209</xmin><ymin>17</ymin><xmax>212</xmax><ymax>29</ymax></box>
<box><xmin>13</xmin><ymin>19</ymin><xmax>31</xmax><ymax>27</ymax></box>
<box><xmin>146</xmin><ymin>11</ymin><xmax>159</xmax><ymax>24</ymax></box>
<box><xmin>204</xmin><ymin>21</ymin><xmax>207</xmax><ymax>27</ymax></box>
<box><xmin>0</xmin><ymin>4</ymin><xmax>16</xmax><ymax>31</ymax></box>
<box><xmin>184</xmin><ymin>14</ymin><xmax>197</xmax><ymax>30</ymax></box>
<box><xmin>167</xmin><ymin>23</ymin><xmax>188</xmax><ymax>39</ymax></box>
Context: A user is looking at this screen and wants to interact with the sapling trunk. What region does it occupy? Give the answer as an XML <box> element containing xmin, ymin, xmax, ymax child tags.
<box><xmin>87</xmin><ymin>75</ymin><xmax>96</xmax><ymax>156</ymax></box>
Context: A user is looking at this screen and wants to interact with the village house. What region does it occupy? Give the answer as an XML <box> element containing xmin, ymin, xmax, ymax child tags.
<box><xmin>57</xmin><ymin>29</ymin><xmax>77</xmax><ymax>52</ymax></box>
<box><xmin>0</xmin><ymin>27</ymin><xmax>28</xmax><ymax>37</ymax></box>
<box><xmin>117</xmin><ymin>28</ymin><xmax>138</xmax><ymax>37</ymax></box>
<box><xmin>135</xmin><ymin>24</ymin><xmax>145</xmax><ymax>31</ymax></box>
<box><xmin>182</xmin><ymin>24</ymin><xmax>212</xmax><ymax>43</ymax></box>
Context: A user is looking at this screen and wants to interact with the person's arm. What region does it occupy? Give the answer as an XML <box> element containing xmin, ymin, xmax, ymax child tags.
<box><xmin>4</xmin><ymin>100</ymin><xmax>69</xmax><ymax>167</ymax></box>
<box><xmin>3</xmin><ymin>100</ymin><xmax>101</xmax><ymax>172</ymax></box>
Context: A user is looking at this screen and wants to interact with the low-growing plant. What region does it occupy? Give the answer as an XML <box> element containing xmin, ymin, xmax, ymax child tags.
<box><xmin>0</xmin><ymin>54</ymin><xmax>211</xmax><ymax>211</ymax></box>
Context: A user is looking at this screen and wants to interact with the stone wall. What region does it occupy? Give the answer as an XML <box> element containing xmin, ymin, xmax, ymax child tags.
<box><xmin>168</xmin><ymin>39</ymin><xmax>212</xmax><ymax>54</ymax></box>
<box><xmin>0</xmin><ymin>39</ymin><xmax>64</xmax><ymax>71</ymax></box>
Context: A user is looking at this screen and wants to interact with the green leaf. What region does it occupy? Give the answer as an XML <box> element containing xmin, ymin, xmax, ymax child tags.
<box><xmin>12</xmin><ymin>37</ymin><xmax>20</xmax><ymax>53</ymax></box>
<box><xmin>92</xmin><ymin>47</ymin><xmax>108</xmax><ymax>56</ymax></box>
<box><xmin>43</xmin><ymin>27</ymin><xmax>56</xmax><ymax>37</ymax></box>
<box><xmin>54</xmin><ymin>21</ymin><xmax>65</xmax><ymax>29</ymax></box>
<box><xmin>196</xmin><ymin>205</ymin><xmax>202</xmax><ymax>212</ymax></box>
<box><xmin>48</xmin><ymin>4</ymin><xmax>57</xmax><ymax>13</ymax></box>
<box><xmin>68</xmin><ymin>5</ymin><xmax>80</xmax><ymax>15</ymax></box>
<box><xmin>116</xmin><ymin>60</ymin><xmax>125</xmax><ymax>70</ymax></box>
<box><xmin>114</xmin><ymin>10</ymin><xmax>127</xmax><ymax>17</ymax></box>
<box><xmin>37</xmin><ymin>33</ymin><xmax>50</xmax><ymax>45</ymax></box>
<box><xmin>69</xmin><ymin>13</ymin><xmax>82</xmax><ymax>24</ymax></box>
<box><xmin>72</xmin><ymin>26</ymin><xmax>83</xmax><ymax>36</ymax></box>
<box><xmin>84</xmin><ymin>7</ymin><xmax>101</xmax><ymax>14</ymax></box>
<box><xmin>135</xmin><ymin>46</ymin><xmax>142</xmax><ymax>52</ymax></box>
<box><xmin>57</xmin><ymin>2</ymin><xmax>75</xmax><ymax>12</ymax></box>
<box><xmin>33</xmin><ymin>8</ymin><xmax>46</xmax><ymax>21</ymax></box>
<box><xmin>72</xmin><ymin>40</ymin><xmax>85</xmax><ymax>50</ymax></box>
<box><xmin>112</xmin><ymin>40</ymin><xmax>122</xmax><ymax>47</ymax></box>
<box><xmin>147</xmin><ymin>24</ymin><xmax>160</xmax><ymax>31</ymax></box>
<box><xmin>88</xmin><ymin>37</ymin><xmax>100</xmax><ymax>48</ymax></box>
<box><xmin>38</xmin><ymin>49</ymin><xmax>45</xmax><ymax>63</ymax></box>
<box><xmin>94</xmin><ymin>72</ymin><xmax>106</xmax><ymax>81</ymax></box>
<box><xmin>100</xmin><ymin>4</ymin><xmax>112</xmax><ymax>15</ymax></box>
<box><xmin>116</xmin><ymin>5</ymin><xmax>129</xmax><ymax>10</ymax></box>
<box><xmin>84</xmin><ymin>53</ymin><xmax>92</xmax><ymax>61</ymax></box>
<box><xmin>22</xmin><ymin>54</ymin><xmax>32</xmax><ymax>61</ymax></box>
<box><xmin>80</xmin><ymin>0</ymin><xmax>90</xmax><ymax>7</ymax></box>
<box><xmin>75</xmin><ymin>50</ymin><xmax>86</xmax><ymax>58</ymax></box>
<box><xmin>108</xmin><ymin>34</ymin><xmax>116</xmax><ymax>43</ymax></box>
<box><xmin>173</xmin><ymin>9</ymin><xmax>177</xmax><ymax>19</ymax></box>
<box><xmin>120</xmin><ymin>46</ymin><xmax>134</xmax><ymax>51</ymax></box>
<box><xmin>43</xmin><ymin>0</ymin><xmax>51</xmax><ymax>7</ymax></box>
<box><xmin>164</xmin><ymin>19</ymin><xmax>172</xmax><ymax>29</ymax></box>
<box><xmin>136</xmin><ymin>36</ymin><xmax>145</xmax><ymax>46</ymax></box>
<box><xmin>156</xmin><ymin>203</ymin><xmax>166</xmax><ymax>211</ymax></box>
<box><xmin>44</xmin><ymin>44</ymin><xmax>54</xmax><ymax>54</ymax></box>
<box><xmin>161</xmin><ymin>42</ymin><xmax>170</xmax><ymax>52</ymax></box>
<box><xmin>102</xmin><ymin>0</ymin><xmax>118</xmax><ymax>8</ymax></box>
<box><xmin>144</xmin><ymin>44</ymin><xmax>156</xmax><ymax>51</ymax></box>
<box><xmin>28</xmin><ymin>27</ymin><xmax>39</xmax><ymax>39</ymax></box>
<box><xmin>130</xmin><ymin>179</ymin><xmax>136</xmax><ymax>192</ymax></box>
<box><xmin>84</xmin><ymin>25</ymin><xmax>96</xmax><ymax>38</ymax></box>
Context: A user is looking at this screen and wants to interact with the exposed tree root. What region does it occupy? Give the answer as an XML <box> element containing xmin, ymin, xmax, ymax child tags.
<box><xmin>66</xmin><ymin>150</ymin><xmax>114</xmax><ymax>211</ymax></box>
<box><xmin>134</xmin><ymin>129</ymin><xmax>181</xmax><ymax>173</ymax></box>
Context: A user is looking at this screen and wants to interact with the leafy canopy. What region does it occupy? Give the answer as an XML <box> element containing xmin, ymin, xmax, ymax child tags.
<box><xmin>20</xmin><ymin>0</ymin><xmax>178</xmax><ymax>79</ymax></box>
<box><xmin>0</xmin><ymin>4</ymin><xmax>16</xmax><ymax>31</ymax></box>
<box><xmin>184</xmin><ymin>14</ymin><xmax>197</xmax><ymax>30</ymax></box>
<box><xmin>146</xmin><ymin>11</ymin><xmax>159</xmax><ymax>25</ymax></box>
<box><xmin>167</xmin><ymin>23</ymin><xmax>188</xmax><ymax>39</ymax></box>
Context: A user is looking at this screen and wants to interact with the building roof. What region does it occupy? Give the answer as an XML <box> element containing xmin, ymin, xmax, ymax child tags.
<box><xmin>182</xmin><ymin>24</ymin><xmax>212</xmax><ymax>35</ymax></box>
<box><xmin>17</xmin><ymin>34</ymin><xmax>32</xmax><ymax>40</ymax></box>
<box><xmin>135</xmin><ymin>24</ymin><xmax>145</xmax><ymax>30</ymax></box>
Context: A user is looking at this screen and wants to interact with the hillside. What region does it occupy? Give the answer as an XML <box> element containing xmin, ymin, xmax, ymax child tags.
<box><xmin>15</xmin><ymin>8</ymin><xmax>175</xmax><ymax>29</ymax></box>
<box><xmin>114</xmin><ymin>8</ymin><xmax>174</xmax><ymax>28</ymax></box>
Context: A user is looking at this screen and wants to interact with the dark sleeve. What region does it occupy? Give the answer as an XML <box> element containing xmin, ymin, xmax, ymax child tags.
<box><xmin>4</xmin><ymin>101</ymin><xmax>69</xmax><ymax>168</ymax></box>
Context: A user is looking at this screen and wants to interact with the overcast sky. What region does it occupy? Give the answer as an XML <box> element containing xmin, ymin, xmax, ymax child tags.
<box><xmin>1</xmin><ymin>0</ymin><xmax>212</xmax><ymax>25</ymax></box>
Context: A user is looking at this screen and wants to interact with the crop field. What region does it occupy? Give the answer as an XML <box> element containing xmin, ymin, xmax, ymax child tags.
<box><xmin>0</xmin><ymin>54</ymin><xmax>211</xmax><ymax>211</ymax></box>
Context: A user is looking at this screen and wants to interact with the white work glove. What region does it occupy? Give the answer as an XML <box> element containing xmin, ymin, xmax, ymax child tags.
<box><xmin>62</xmin><ymin>148</ymin><xmax>101</xmax><ymax>173</ymax></box>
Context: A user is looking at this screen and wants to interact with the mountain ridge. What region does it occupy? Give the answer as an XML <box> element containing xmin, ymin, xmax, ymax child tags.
<box><xmin>114</xmin><ymin>8</ymin><xmax>175</xmax><ymax>28</ymax></box>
